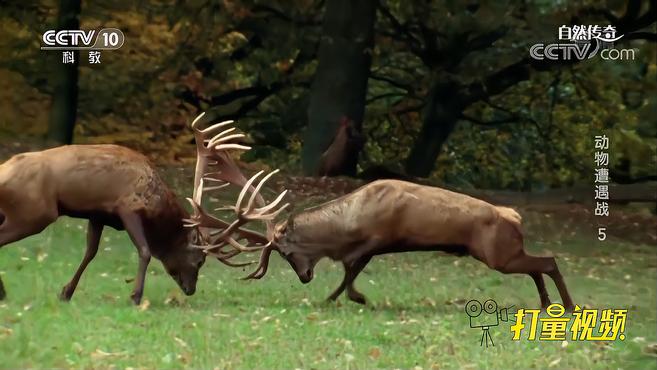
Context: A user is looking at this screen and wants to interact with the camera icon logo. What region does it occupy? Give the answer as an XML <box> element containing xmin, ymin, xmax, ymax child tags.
<box><xmin>465</xmin><ymin>299</ymin><xmax>514</xmax><ymax>347</ymax></box>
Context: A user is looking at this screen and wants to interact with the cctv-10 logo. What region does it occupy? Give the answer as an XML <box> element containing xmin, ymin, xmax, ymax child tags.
<box><xmin>41</xmin><ymin>28</ymin><xmax>125</xmax><ymax>50</ymax></box>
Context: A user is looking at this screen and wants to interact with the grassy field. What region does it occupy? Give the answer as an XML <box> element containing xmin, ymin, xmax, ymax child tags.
<box><xmin>0</xmin><ymin>217</ymin><xmax>656</xmax><ymax>369</ymax></box>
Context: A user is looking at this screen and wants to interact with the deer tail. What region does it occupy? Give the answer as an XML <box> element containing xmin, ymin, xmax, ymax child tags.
<box><xmin>496</xmin><ymin>206</ymin><xmax>524</xmax><ymax>242</ymax></box>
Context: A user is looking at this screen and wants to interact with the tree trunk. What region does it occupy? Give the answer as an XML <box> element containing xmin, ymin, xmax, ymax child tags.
<box><xmin>405</xmin><ymin>81</ymin><xmax>463</xmax><ymax>177</ymax></box>
<box><xmin>302</xmin><ymin>0</ymin><xmax>376</xmax><ymax>176</ymax></box>
<box><xmin>47</xmin><ymin>0</ymin><xmax>81</xmax><ymax>145</ymax></box>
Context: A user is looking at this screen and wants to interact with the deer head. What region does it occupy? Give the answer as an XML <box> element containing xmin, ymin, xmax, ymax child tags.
<box><xmin>248</xmin><ymin>219</ymin><xmax>324</xmax><ymax>283</ymax></box>
<box><xmin>160</xmin><ymin>242</ymin><xmax>206</xmax><ymax>296</ymax></box>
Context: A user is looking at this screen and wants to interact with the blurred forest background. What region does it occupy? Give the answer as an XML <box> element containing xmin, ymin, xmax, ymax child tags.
<box><xmin>0</xmin><ymin>0</ymin><xmax>655</xmax><ymax>191</ymax></box>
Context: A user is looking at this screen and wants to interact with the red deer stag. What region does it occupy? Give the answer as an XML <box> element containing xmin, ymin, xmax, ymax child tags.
<box><xmin>192</xmin><ymin>179</ymin><xmax>574</xmax><ymax>309</ymax></box>
<box><xmin>0</xmin><ymin>112</ymin><xmax>270</xmax><ymax>304</ymax></box>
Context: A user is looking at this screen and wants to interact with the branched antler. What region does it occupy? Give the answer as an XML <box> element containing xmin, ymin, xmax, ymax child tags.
<box><xmin>186</xmin><ymin>112</ymin><xmax>287</xmax><ymax>267</ymax></box>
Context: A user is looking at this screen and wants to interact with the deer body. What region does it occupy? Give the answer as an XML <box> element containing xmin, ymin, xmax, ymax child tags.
<box><xmin>286</xmin><ymin>180</ymin><xmax>511</xmax><ymax>260</ymax></box>
<box><xmin>260</xmin><ymin>180</ymin><xmax>573</xmax><ymax>308</ymax></box>
<box><xmin>0</xmin><ymin>145</ymin><xmax>205</xmax><ymax>304</ymax></box>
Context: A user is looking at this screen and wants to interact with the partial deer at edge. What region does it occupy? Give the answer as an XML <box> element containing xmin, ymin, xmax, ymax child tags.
<box><xmin>0</xmin><ymin>113</ymin><xmax>274</xmax><ymax>304</ymax></box>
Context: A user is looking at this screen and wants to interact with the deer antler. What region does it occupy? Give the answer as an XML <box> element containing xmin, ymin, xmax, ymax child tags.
<box><xmin>186</xmin><ymin>170</ymin><xmax>288</xmax><ymax>256</ymax></box>
<box><xmin>242</xmin><ymin>244</ymin><xmax>276</xmax><ymax>280</ymax></box>
<box><xmin>186</xmin><ymin>112</ymin><xmax>287</xmax><ymax>267</ymax></box>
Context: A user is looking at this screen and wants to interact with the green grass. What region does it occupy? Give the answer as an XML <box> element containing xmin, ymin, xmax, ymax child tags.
<box><xmin>0</xmin><ymin>218</ymin><xmax>655</xmax><ymax>369</ymax></box>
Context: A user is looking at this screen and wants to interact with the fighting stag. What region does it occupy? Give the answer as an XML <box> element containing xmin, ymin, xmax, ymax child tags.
<box><xmin>0</xmin><ymin>144</ymin><xmax>205</xmax><ymax>304</ymax></box>
<box><xmin>0</xmin><ymin>112</ymin><xmax>268</xmax><ymax>304</ymax></box>
<box><xmin>197</xmin><ymin>177</ymin><xmax>574</xmax><ymax>309</ymax></box>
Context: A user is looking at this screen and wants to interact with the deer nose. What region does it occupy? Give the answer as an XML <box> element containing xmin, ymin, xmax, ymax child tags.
<box><xmin>300</xmin><ymin>269</ymin><xmax>313</xmax><ymax>284</ymax></box>
<box><xmin>183</xmin><ymin>285</ymin><xmax>196</xmax><ymax>296</ymax></box>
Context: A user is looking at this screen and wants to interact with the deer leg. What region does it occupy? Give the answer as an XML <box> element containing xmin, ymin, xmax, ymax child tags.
<box><xmin>530</xmin><ymin>272</ymin><xmax>551</xmax><ymax>308</ymax></box>
<box><xmin>545</xmin><ymin>260</ymin><xmax>574</xmax><ymax>310</ymax></box>
<box><xmin>345</xmin><ymin>255</ymin><xmax>372</xmax><ymax>304</ymax></box>
<box><xmin>326</xmin><ymin>263</ymin><xmax>349</xmax><ymax>302</ymax></box>
<box><xmin>499</xmin><ymin>254</ymin><xmax>574</xmax><ymax>310</ymax></box>
<box><xmin>0</xmin><ymin>230</ymin><xmax>23</xmax><ymax>300</ymax></box>
<box><xmin>118</xmin><ymin>210</ymin><xmax>151</xmax><ymax>305</ymax></box>
<box><xmin>327</xmin><ymin>255</ymin><xmax>372</xmax><ymax>304</ymax></box>
<box><xmin>60</xmin><ymin>220</ymin><xmax>103</xmax><ymax>301</ymax></box>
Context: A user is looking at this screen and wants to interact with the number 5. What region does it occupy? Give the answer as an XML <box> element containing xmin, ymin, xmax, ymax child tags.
<box><xmin>598</xmin><ymin>227</ymin><xmax>607</xmax><ymax>241</ymax></box>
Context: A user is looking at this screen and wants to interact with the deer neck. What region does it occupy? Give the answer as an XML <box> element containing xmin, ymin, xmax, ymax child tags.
<box><xmin>140</xmin><ymin>191</ymin><xmax>191</xmax><ymax>259</ymax></box>
<box><xmin>285</xmin><ymin>201</ymin><xmax>356</xmax><ymax>256</ymax></box>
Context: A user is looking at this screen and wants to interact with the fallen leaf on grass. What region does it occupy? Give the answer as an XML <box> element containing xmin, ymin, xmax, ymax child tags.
<box><xmin>174</xmin><ymin>337</ymin><xmax>189</xmax><ymax>348</ymax></box>
<box><xmin>0</xmin><ymin>327</ymin><xmax>13</xmax><ymax>339</ymax></box>
<box><xmin>592</xmin><ymin>341</ymin><xmax>612</xmax><ymax>350</ymax></box>
<box><xmin>368</xmin><ymin>347</ymin><xmax>381</xmax><ymax>360</ymax></box>
<box><xmin>422</xmin><ymin>297</ymin><xmax>437</xmax><ymax>308</ymax></box>
<box><xmin>445</xmin><ymin>298</ymin><xmax>467</xmax><ymax>306</ymax></box>
<box><xmin>139</xmin><ymin>299</ymin><xmax>150</xmax><ymax>311</ymax></box>
<box><xmin>101</xmin><ymin>294</ymin><xmax>118</xmax><ymax>303</ymax></box>
<box><xmin>447</xmin><ymin>342</ymin><xmax>456</xmax><ymax>355</ymax></box>
<box><xmin>177</xmin><ymin>352</ymin><xmax>192</xmax><ymax>364</ymax></box>
<box><xmin>164</xmin><ymin>293</ymin><xmax>185</xmax><ymax>306</ymax></box>
<box><xmin>548</xmin><ymin>357</ymin><xmax>561</xmax><ymax>367</ymax></box>
<box><xmin>644</xmin><ymin>343</ymin><xmax>657</xmax><ymax>357</ymax></box>
<box><xmin>90</xmin><ymin>348</ymin><xmax>127</xmax><ymax>360</ymax></box>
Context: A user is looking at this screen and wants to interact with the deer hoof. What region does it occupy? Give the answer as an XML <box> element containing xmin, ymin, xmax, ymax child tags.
<box><xmin>131</xmin><ymin>292</ymin><xmax>142</xmax><ymax>305</ymax></box>
<box><xmin>348</xmin><ymin>292</ymin><xmax>367</xmax><ymax>305</ymax></box>
<box><xmin>0</xmin><ymin>284</ymin><xmax>6</xmax><ymax>300</ymax></box>
<box><xmin>59</xmin><ymin>286</ymin><xmax>73</xmax><ymax>301</ymax></box>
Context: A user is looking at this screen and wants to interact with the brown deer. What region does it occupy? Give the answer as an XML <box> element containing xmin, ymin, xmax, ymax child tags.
<box><xmin>192</xmin><ymin>178</ymin><xmax>574</xmax><ymax>309</ymax></box>
<box><xmin>0</xmin><ymin>113</ymin><xmax>270</xmax><ymax>304</ymax></box>
<box><xmin>316</xmin><ymin>116</ymin><xmax>365</xmax><ymax>177</ymax></box>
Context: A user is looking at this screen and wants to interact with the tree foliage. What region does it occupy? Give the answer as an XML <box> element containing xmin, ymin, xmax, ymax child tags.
<box><xmin>0</xmin><ymin>0</ymin><xmax>654</xmax><ymax>189</ymax></box>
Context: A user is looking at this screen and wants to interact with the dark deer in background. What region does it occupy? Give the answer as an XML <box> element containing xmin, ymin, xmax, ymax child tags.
<box><xmin>195</xmin><ymin>178</ymin><xmax>574</xmax><ymax>309</ymax></box>
<box><xmin>317</xmin><ymin>116</ymin><xmax>365</xmax><ymax>177</ymax></box>
<box><xmin>0</xmin><ymin>112</ymin><xmax>269</xmax><ymax>304</ymax></box>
